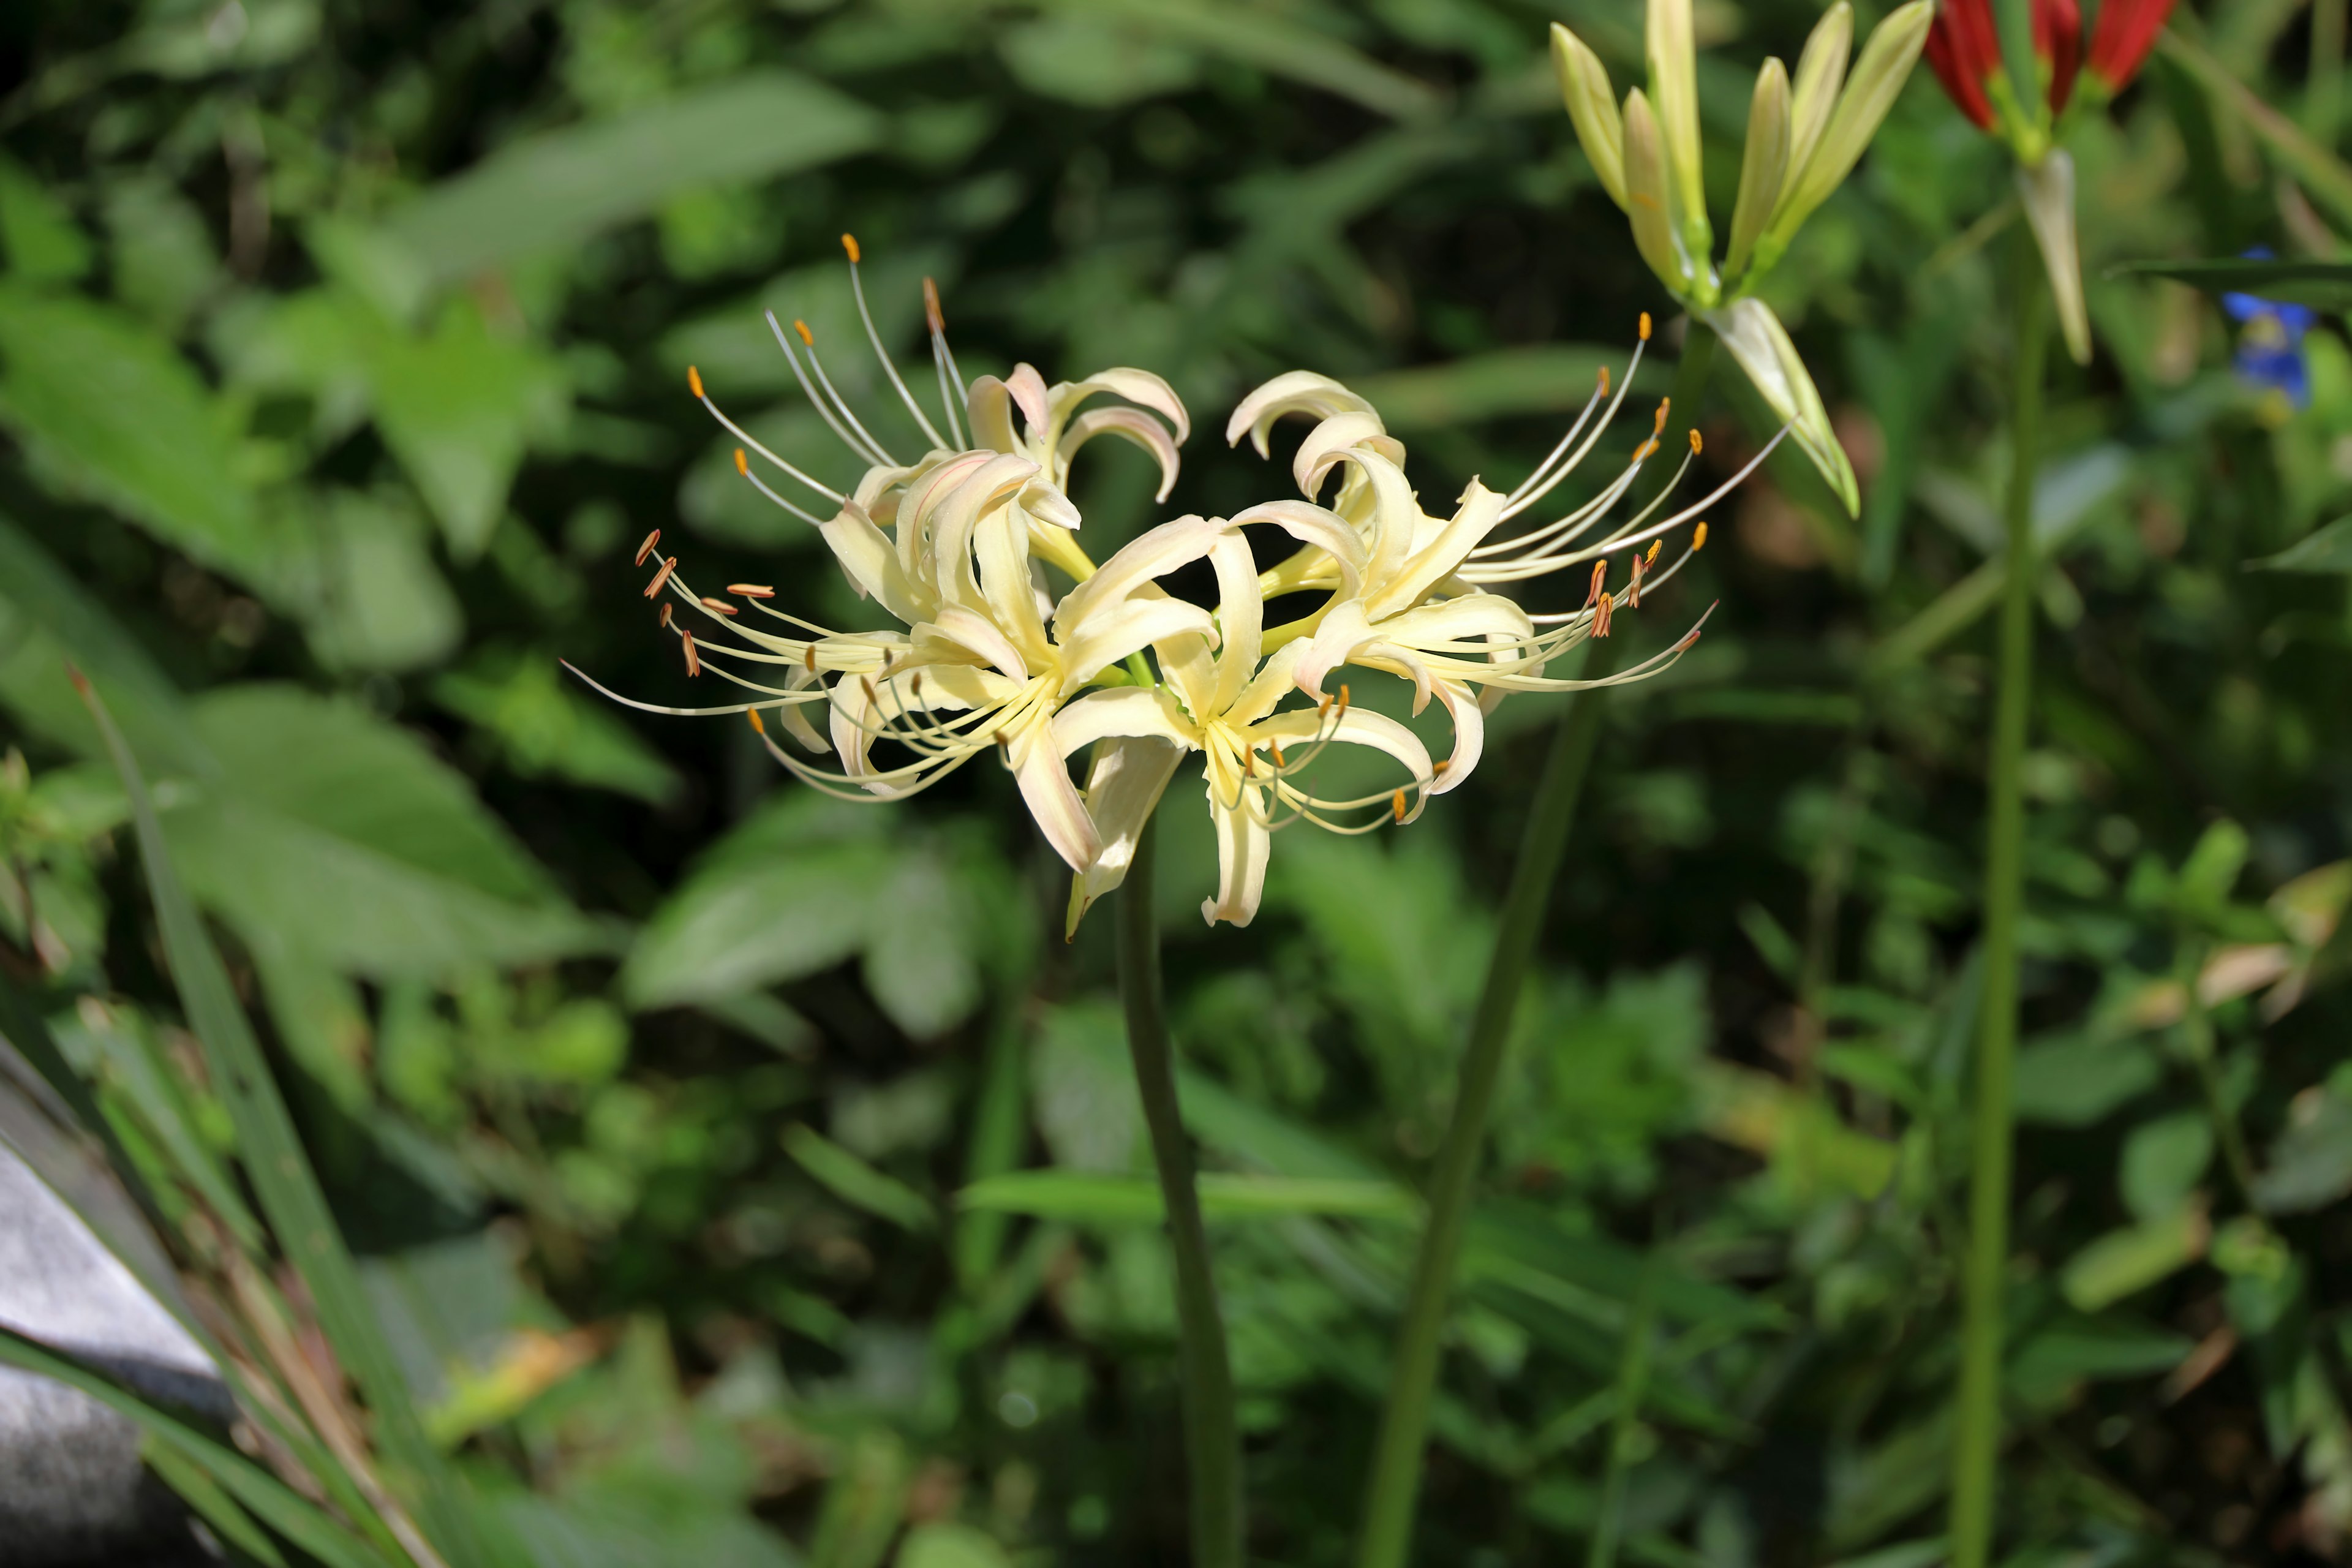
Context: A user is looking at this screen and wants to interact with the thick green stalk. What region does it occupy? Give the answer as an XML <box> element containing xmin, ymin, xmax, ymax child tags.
<box><xmin>1355</xmin><ymin>325</ymin><xmax>1716</xmax><ymax>1568</ymax></box>
<box><xmin>1117</xmin><ymin>815</ymin><xmax>1243</xmax><ymax>1568</ymax></box>
<box><xmin>1948</xmin><ymin>228</ymin><xmax>2050</xmax><ymax>1568</ymax></box>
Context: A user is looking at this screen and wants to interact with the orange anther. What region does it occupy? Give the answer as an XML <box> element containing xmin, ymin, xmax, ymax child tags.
<box><xmin>1433</xmin><ymin>758</ymin><xmax>1451</xmax><ymax>775</ymax></box>
<box><xmin>734</xmin><ymin>448</ymin><xmax>748</xmax><ymax>476</ymax></box>
<box><xmin>1338</xmin><ymin>684</ymin><xmax>1351</xmax><ymax>712</ymax></box>
<box><xmin>1654</xmin><ymin>398</ymin><xmax>1670</xmax><ymax>434</ymax></box>
<box><xmin>1391</xmin><ymin>788</ymin><xmax>1408</xmax><ymax>822</ymax></box>
<box><xmin>747</xmin><ymin>708</ymin><xmax>766</xmax><ymax>734</ymax></box>
<box><xmin>793</xmin><ymin>318</ymin><xmax>814</xmax><ymax>346</ymax></box>
<box><xmin>644</xmin><ymin>556</ymin><xmax>678</xmax><ymax>598</ymax></box>
<box><xmin>1638</xmin><ymin>312</ymin><xmax>1653</xmax><ymax>341</ymax></box>
<box><xmin>1594</xmin><ymin>590</ymin><xmax>1615</xmax><ymax>638</ymax></box>
<box><xmin>1646</xmin><ymin>539</ymin><xmax>1661</xmax><ymax>565</ymax></box>
<box><xmin>804</xmin><ymin>645</ymin><xmax>817</xmax><ymax>672</ymax></box>
<box><xmin>682</xmin><ymin>630</ymin><xmax>700</xmax><ymax>676</ymax></box>
<box><xmin>1693</xmin><ymin>521</ymin><xmax>1709</xmax><ymax>551</ymax></box>
<box><xmin>1688</xmin><ymin>428</ymin><xmax>1702</xmax><ymax>455</ymax></box>
<box><xmin>1597</xmin><ymin>365</ymin><xmax>1610</xmax><ymax>396</ymax></box>
<box><xmin>701</xmin><ymin>595</ymin><xmax>738</xmax><ymax>616</ymax></box>
<box><xmin>924</xmin><ymin>277</ymin><xmax>944</xmax><ymax>333</ymax></box>
<box><xmin>659</xmin><ymin>601</ymin><xmax>673</xmax><ymax>628</ymax></box>
<box><xmin>729</xmin><ymin>583</ymin><xmax>774</xmax><ymax>597</ymax></box>
<box><xmin>1588</xmin><ymin>559</ymin><xmax>1607</xmax><ymax>606</ymax></box>
<box><xmin>688</xmin><ymin>366</ymin><xmax>704</xmax><ymax>399</ymax></box>
<box><xmin>842</xmin><ymin>233</ymin><xmax>861</xmax><ymax>263</ymax></box>
<box><xmin>634</xmin><ymin>528</ymin><xmax>661</xmax><ymax>567</ymax></box>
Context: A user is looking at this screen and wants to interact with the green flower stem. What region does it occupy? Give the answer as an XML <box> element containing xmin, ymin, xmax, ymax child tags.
<box><xmin>1117</xmin><ymin>814</ymin><xmax>1243</xmax><ymax>1568</ymax></box>
<box><xmin>1354</xmin><ymin>323</ymin><xmax>1717</xmax><ymax>1568</ymax></box>
<box><xmin>1949</xmin><ymin>227</ymin><xmax>2051</xmax><ymax>1568</ymax></box>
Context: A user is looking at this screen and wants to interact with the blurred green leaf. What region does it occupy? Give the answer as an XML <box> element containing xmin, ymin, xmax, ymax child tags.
<box><xmin>379</xmin><ymin>72</ymin><xmax>885</xmax><ymax>284</ymax></box>
<box><xmin>434</xmin><ymin>651</ymin><xmax>680</xmax><ymax>805</ymax></box>
<box><xmin>896</xmin><ymin>1523</ymin><xmax>1011</xmax><ymax>1568</ymax></box>
<box><xmin>1062</xmin><ymin>0</ymin><xmax>1441</xmax><ymax>120</ymax></box>
<box><xmin>2011</xmin><ymin>1035</ymin><xmax>2163</xmax><ymax>1126</ymax></box>
<box><xmin>0</xmin><ymin>158</ymin><xmax>91</xmax><ymax>282</ymax></box>
<box><xmin>959</xmin><ymin>1169</ymin><xmax>1419</xmax><ymax>1224</ymax></box>
<box><xmin>1353</xmin><ymin>344</ymin><xmax>1663</xmax><ymax>429</ymax></box>
<box><xmin>2247</xmin><ymin>514</ymin><xmax>2352</xmax><ymax>573</ymax></box>
<box><xmin>2060</xmin><ymin>1207</ymin><xmax>2209</xmax><ymax>1313</ymax></box>
<box><xmin>2252</xmin><ymin>1082</ymin><xmax>2352</xmax><ymax>1214</ymax></box>
<box><xmin>785</xmin><ymin>1122</ymin><xmax>934</xmax><ymax>1232</ymax></box>
<box><xmin>2120</xmin><ymin>1112</ymin><xmax>2214</xmax><ymax>1222</ymax></box>
<box><xmin>0</xmin><ymin>286</ymin><xmax>259</xmax><ymax>573</ymax></box>
<box><xmin>2112</xmin><ymin>257</ymin><xmax>2352</xmax><ymax>311</ymax></box>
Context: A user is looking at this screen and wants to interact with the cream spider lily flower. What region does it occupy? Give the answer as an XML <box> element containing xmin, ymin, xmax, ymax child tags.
<box><xmin>1054</xmin><ymin>529</ymin><xmax>1437</xmax><ymax>930</ymax></box>
<box><xmin>568</xmin><ymin>239</ymin><xmax>1211</xmax><ymax>875</ymax></box>
<box><xmin>1550</xmin><ymin>0</ymin><xmax>1933</xmax><ymax>513</ymax></box>
<box><xmin>1223</xmin><ymin>323</ymin><xmax>1781</xmax><ymax>788</ymax></box>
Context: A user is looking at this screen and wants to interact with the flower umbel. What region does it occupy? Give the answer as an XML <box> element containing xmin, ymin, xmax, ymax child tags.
<box><xmin>1551</xmin><ymin>0</ymin><xmax>1933</xmax><ymax>513</ymax></box>
<box><xmin>575</xmin><ymin>246</ymin><xmax>1770</xmax><ymax>933</ymax></box>
<box><xmin>1924</xmin><ymin>0</ymin><xmax>2176</xmax><ymax>364</ymax></box>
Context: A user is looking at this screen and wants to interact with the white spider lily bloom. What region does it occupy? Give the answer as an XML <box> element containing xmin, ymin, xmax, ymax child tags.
<box><xmin>1223</xmin><ymin>330</ymin><xmax>1779</xmax><ymax>786</ymax></box>
<box><xmin>1054</xmin><ymin>530</ymin><xmax>1436</xmax><ymax>930</ymax></box>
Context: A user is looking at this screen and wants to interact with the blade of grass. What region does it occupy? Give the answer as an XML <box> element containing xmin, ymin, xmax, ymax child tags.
<box><xmin>70</xmin><ymin>669</ymin><xmax>492</xmax><ymax>1568</ymax></box>
<box><xmin>0</xmin><ymin>1324</ymin><xmax>395</xmax><ymax>1568</ymax></box>
<box><xmin>783</xmin><ymin>1123</ymin><xmax>937</xmax><ymax>1234</ymax></box>
<box><xmin>145</xmin><ymin>1438</ymin><xmax>294</xmax><ymax>1568</ymax></box>
<box><xmin>2157</xmin><ymin>29</ymin><xmax>2352</xmax><ymax>233</ymax></box>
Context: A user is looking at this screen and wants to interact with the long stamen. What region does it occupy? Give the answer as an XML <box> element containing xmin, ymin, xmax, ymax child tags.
<box><xmin>790</xmin><ymin>314</ymin><xmax>899</xmax><ymax>467</ymax></box>
<box><xmin>733</xmin><ymin>447</ymin><xmax>826</xmax><ymax>527</ymax></box>
<box><xmin>688</xmin><ymin>366</ymin><xmax>845</xmax><ymax>503</ymax></box>
<box><xmin>924</xmin><ymin>277</ymin><xmax>968</xmax><ymax>447</ymax></box>
<box><xmin>1501</xmin><ymin>320</ymin><xmax>1651</xmax><ymax>521</ymax></box>
<box><xmin>766</xmin><ymin>310</ymin><xmax>893</xmax><ymax>468</ymax></box>
<box><xmin>842</xmin><ymin>233</ymin><xmax>948</xmax><ymax>451</ymax></box>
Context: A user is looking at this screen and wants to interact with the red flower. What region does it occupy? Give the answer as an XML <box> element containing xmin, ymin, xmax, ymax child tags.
<box><xmin>1925</xmin><ymin>0</ymin><xmax>2089</xmax><ymax>129</ymax></box>
<box><xmin>2086</xmin><ymin>0</ymin><xmax>2174</xmax><ymax>92</ymax></box>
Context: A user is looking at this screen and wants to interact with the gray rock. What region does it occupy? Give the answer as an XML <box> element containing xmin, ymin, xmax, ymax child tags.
<box><xmin>0</xmin><ymin>1140</ymin><xmax>230</xmax><ymax>1566</ymax></box>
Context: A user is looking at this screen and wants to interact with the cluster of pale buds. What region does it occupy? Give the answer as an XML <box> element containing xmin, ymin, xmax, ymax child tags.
<box><xmin>573</xmin><ymin>240</ymin><xmax>1781</xmax><ymax>932</ymax></box>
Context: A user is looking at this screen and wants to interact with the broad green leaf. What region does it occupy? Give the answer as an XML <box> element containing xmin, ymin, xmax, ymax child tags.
<box><xmin>369</xmin><ymin>299</ymin><xmax>568</xmax><ymax>559</ymax></box>
<box><xmin>1000</xmin><ymin>14</ymin><xmax>1202</xmax><ymax>106</ymax></box>
<box><xmin>290</xmin><ymin>492</ymin><xmax>465</xmax><ymax>674</ymax></box>
<box><xmin>378</xmin><ymin>72</ymin><xmax>884</xmax><ymax>284</ymax></box>
<box><xmin>0</xmin><ymin>286</ymin><xmax>261</xmax><ymax>574</ymax></box>
<box><xmin>783</xmin><ymin>1123</ymin><xmax>935</xmax><ymax>1233</ymax></box>
<box><xmin>194</xmin><ymin>685</ymin><xmax>555</xmax><ymax>905</ymax></box>
<box><xmin>624</xmin><ymin>834</ymin><xmax>894</xmax><ymax>1008</ymax></box>
<box><xmin>102</xmin><ymin>178</ymin><xmax>221</xmax><ymax>334</ymax></box>
<box><xmin>958</xmin><ymin>1169</ymin><xmax>1417</xmax><ymax>1224</ymax></box>
<box><xmin>74</xmin><ymin>676</ymin><xmax>494</xmax><ymax>1568</ymax></box>
<box><xmin>2060</xmin><ymin>1208</ymin><xmax>2209</xmax><ymax>1313</ymax></box>
<box><xmin>2247</xmin><ymin>514</ymin><xmax>2352</xmax><ymax>573</ymax></box>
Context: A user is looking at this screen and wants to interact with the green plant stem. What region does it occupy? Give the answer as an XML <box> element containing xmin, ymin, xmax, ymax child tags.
<box><xmin>2313</xmin><ymin>0</ymin><xmax>2347</xmax><ymax>147</ymax></box>
<box><xmin>1949</xmin><ymin>227</ymin><xmax>2051</xmax><ymax>1568</ymax></box>
<box><xmin>1354</xmin><ymin>323</ymin><xmax>1717</xmax><ymax>1568</ymax></box>
<box><xmin>1586</xmin><ymin>1240</ymin><xmax>1662</xmax><ymax>1568</ymax></box>
<box><xmin>1117</xmin><ymin>815</ymin><xmax>1242</xmax><ymax>1568</ymax></box>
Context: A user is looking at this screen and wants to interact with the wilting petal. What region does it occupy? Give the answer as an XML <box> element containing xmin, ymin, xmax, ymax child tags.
<box><xmin>1202</xmin><ymin>789</ymin><xmax>1272</xmax><ymax>927</ymax></box>
<box><xmin>1703</xmin><ymin>296</ymin><xmax>1859</xmax><ymax>516</ymax></box>
<box><xmin>2016</xmin><ymin>150</ymin><xmax>2092</xmax><ymax>366</ymax></box>
<box><xmin>1066</xmin><ymin>734</ymin><xmax>1186</xmax><ymax>937</ymax></box>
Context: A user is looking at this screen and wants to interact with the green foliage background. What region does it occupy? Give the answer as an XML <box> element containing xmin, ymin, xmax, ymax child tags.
<box><xmin>4</xmin><ymin>0</ymin><xmax>2351</xmax><ymax>1563</ymax></box>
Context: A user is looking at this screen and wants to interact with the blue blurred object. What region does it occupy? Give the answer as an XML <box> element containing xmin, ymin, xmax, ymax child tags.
<box><xmin>2222</xmin><ymin>249</ymin><xmax>2316</xmax><ymax>412</ymax></box>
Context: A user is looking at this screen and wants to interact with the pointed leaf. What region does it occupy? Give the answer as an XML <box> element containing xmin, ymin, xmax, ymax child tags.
<box><xmin>1703</xmin><ymin>297</ymin><xmax>1860</xmax><ymax>515</ymax></box>
<box><xmin>2017</xmin><ymin>151</ymin><xmax>2092</xmax><ymax>365</ymax></box>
